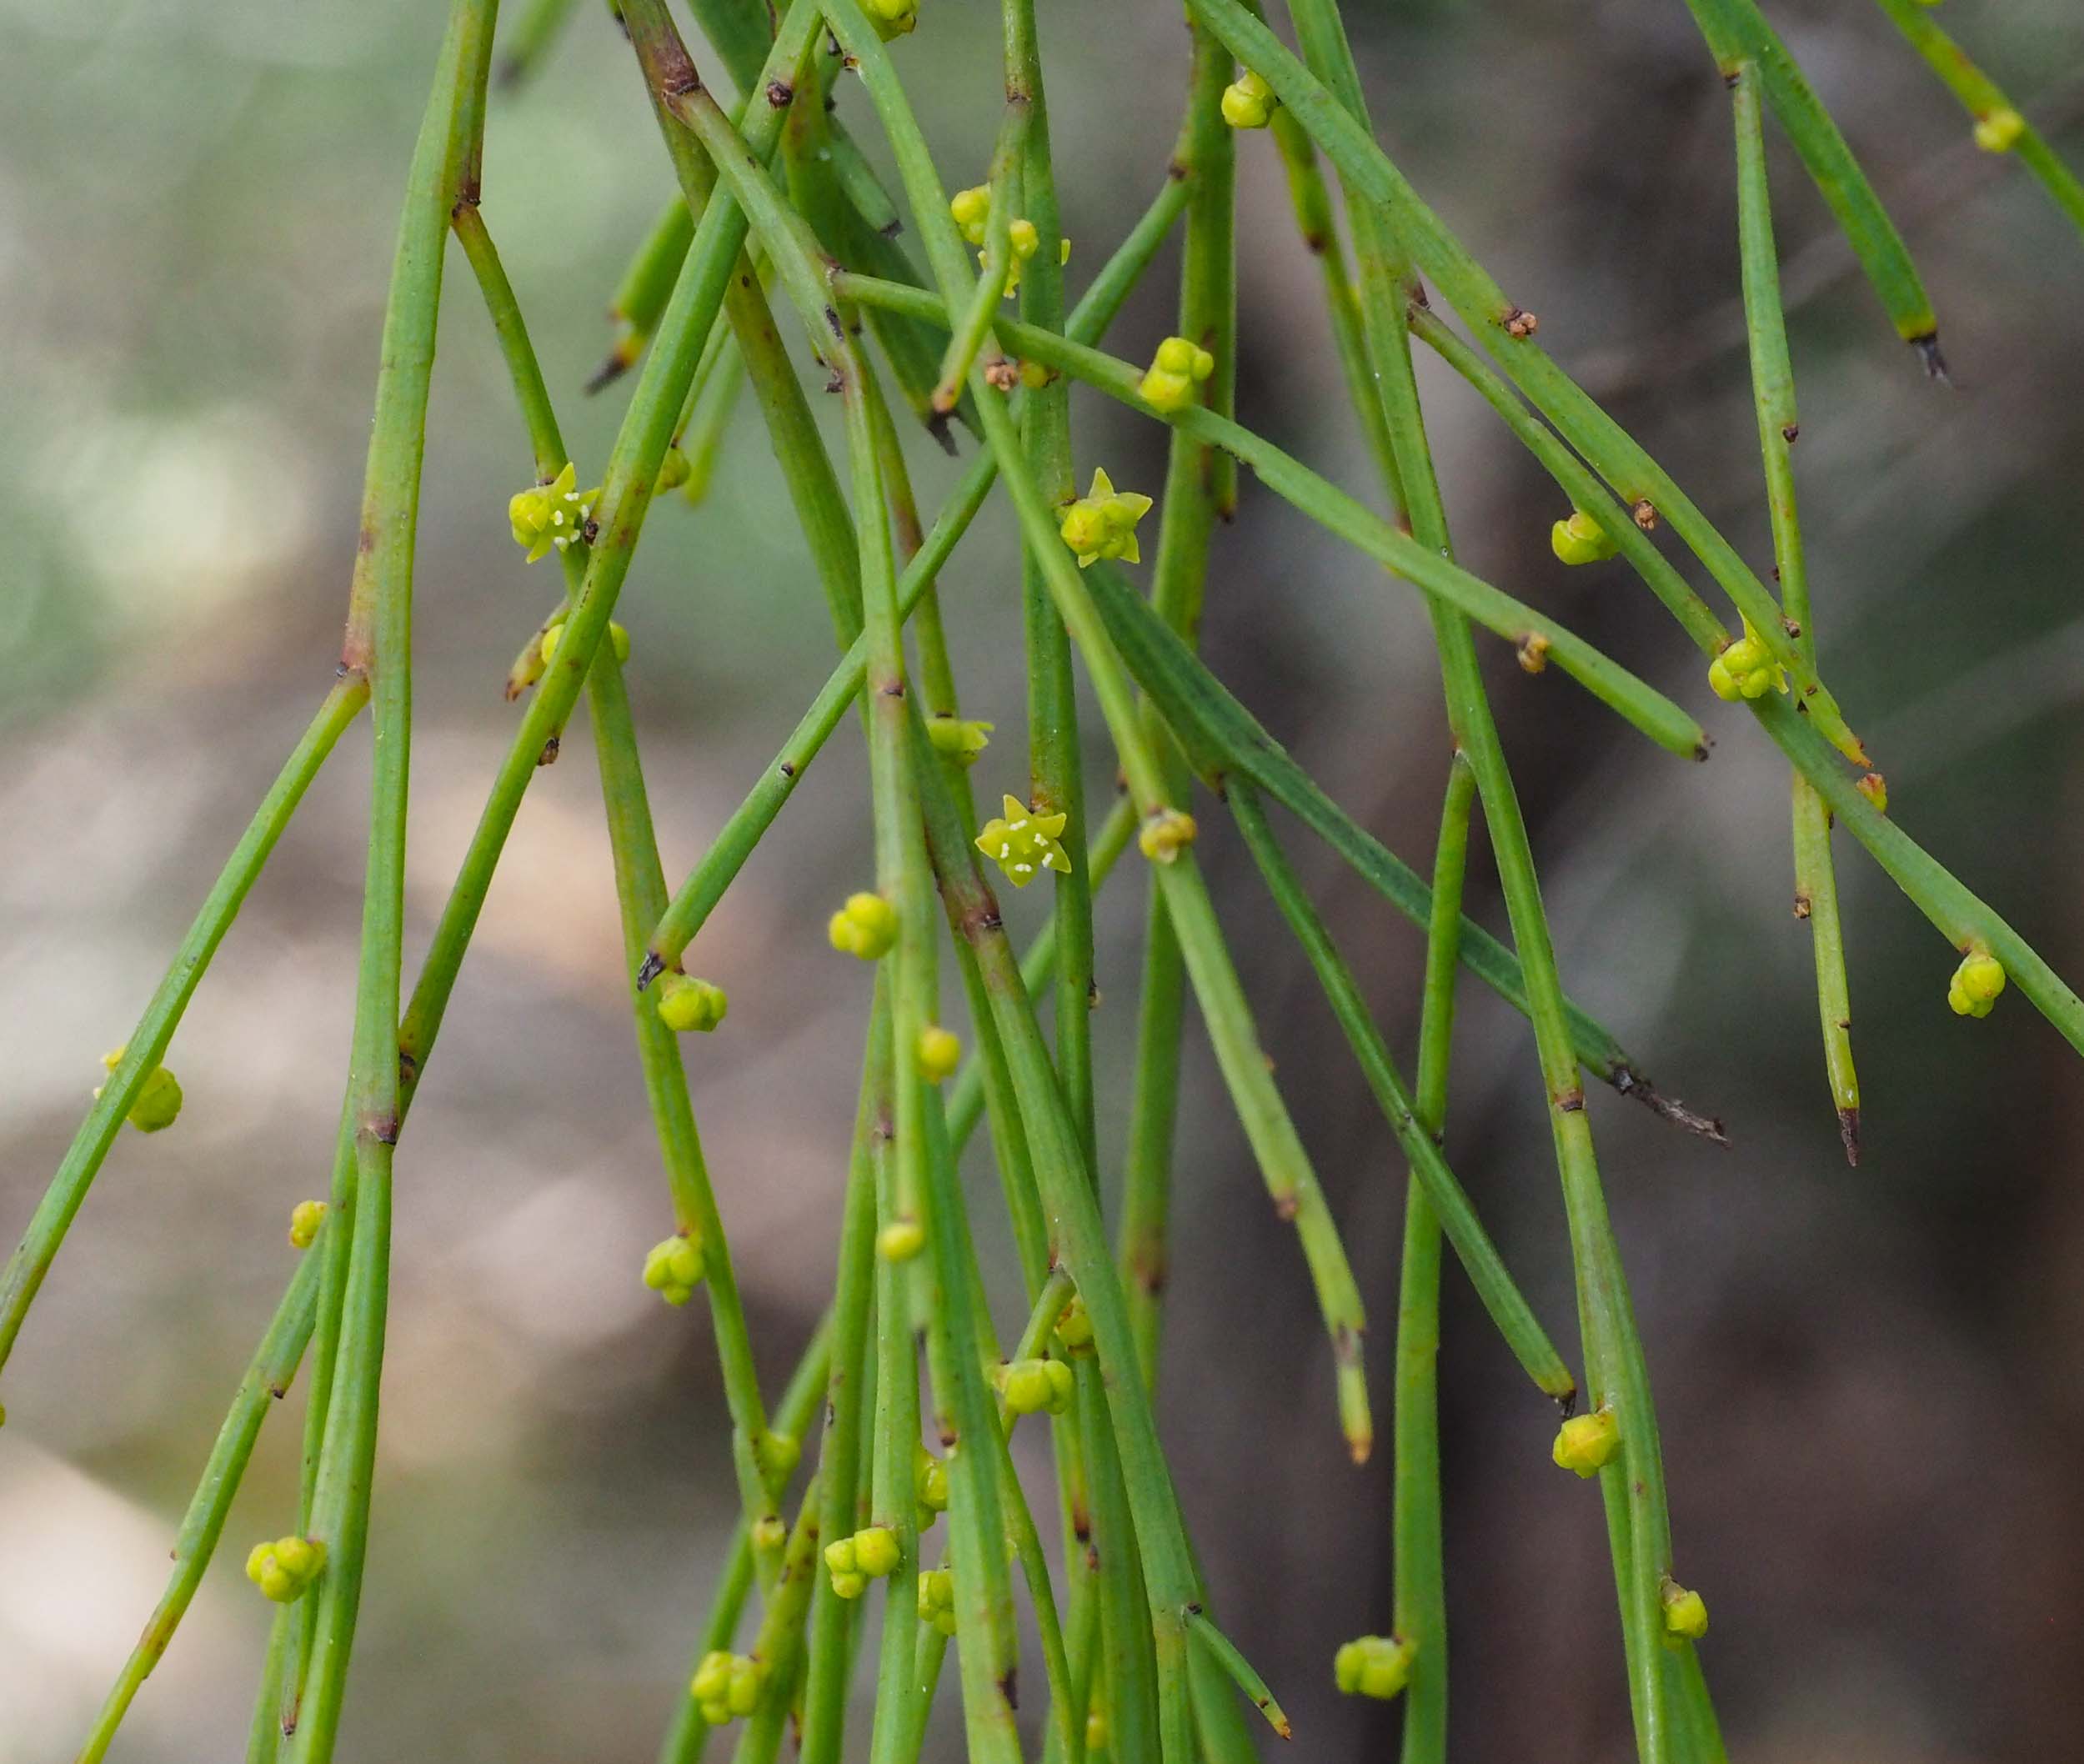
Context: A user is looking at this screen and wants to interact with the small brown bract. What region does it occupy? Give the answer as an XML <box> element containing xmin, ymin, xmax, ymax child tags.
<box><xmin>1505</xmin><ymin>307</ymin><xmax>1539</xmax><ymax>339</ymax></box>
<box><xmin>984</xmin><ymin>357</ymin><xmax>1020</xmax><ymax>392</ymax></box>
<box><xmin>1631</xmin><ymin>499</ymin><xmax>1658</xmax><ymax>531</ymax></box>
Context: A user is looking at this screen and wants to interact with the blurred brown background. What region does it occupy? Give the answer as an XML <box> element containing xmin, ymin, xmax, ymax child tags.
<box><xmin>5</xmin><ymin>1</ymin><xmax>2084</xmax><ymax>1759</ymax></box>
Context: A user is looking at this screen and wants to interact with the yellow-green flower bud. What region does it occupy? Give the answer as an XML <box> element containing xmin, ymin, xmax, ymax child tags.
<box><xmin>1086</xmin><ymin>1710</ymin><xmax>1107</xmax><ymax>1751</ymax></box>
<box><xmin>656</xmin><ymin>974</ymin><xmax>729</xmax><ymax>1034</ymax></box>
<box><xmin>852</xmin><ymin>1526</ymin><xmax>900</xmax><ymax>1578</ymax></box>
<box><xmin>1058</xmin><ymin>467</ymin><xmax>1153</xmax><ymax>569</ymax></box>
<box><xmin>925</xmin><ymin>714</ymin><xmax>994</xmax><ymax>768</ymax></box>
<box><xmin>917</xmin><ymin>1025</ymin><xmax>962</xmax><ymax>1083</ymax></box>
<box><xmin>1221</xmin><ymin>69</ymin><xmax>1278</xmax><ymax>130</ymax></box>
<box><xmin>995</xmin><ymin>1356</ymin><xmax>1075</xmax><ymax>1416</ymax></box>
<box><xmin>643</xmin><ymin>1233</ymin><xmax>705</xmax><ymax>1306</ymax></box>
<box><xmin>1947</xmin><ymin>950</ymin><xmax>2006</xmax><ymax>1019</ymax></box>
<box><xmin>1706</xmin><ymin>621</ymin><xmax>1782</xmax><ymax>702</ymax></box>
<box><xmin>541</xmin><ymin>619</ymin><xmax>631</xmax><ymax>670</ymax></box>
<box><xmin>914</xmin><ymin>1446</ymin><xmax>950</xmax><ymax>1515</ymax></box>
<box><xmin>656</xmin><ymin>446</ymin><xmax>691</xmax><ymax>494</ymax></box>
<box><xmin>1056</xmin><ymin>1295</ymin><xmax>1094</xmax><ymax>1352</ymax></box>
<box><xmin>918</xmin><ymin>1567</ymin><xmax>958</xmax><ymax>1636</ymax></box>
<box><xmin>1974</xmin><ymin>108</ymin><xmax>2025</xmax><ymax>153</ymax></box>
<box><xmin>861</xmin><ymin>0</ymin><xmax>918</xmax><ymax>41</ymax></box>
<box><xmin>1856</xmin><ymin>771</ymin><xmax>1888</xmax><ymax>814</ymax></box>
<box><xmin>754</xmin><ymin>1429</ymin><xmax>800</xmax><ymax>1486</ymax></box>
<box><xmin>1662</xmin><ymin>1580</ymin><xmax>1709</xmax><ymax>1641</ymax></box>
<box><xmin>1552</xmin><ymin>1407</ymin><xmax>1621</xmax><ymax>1477</ymax></box>
<box><xmin>245</xmin><ymin>1535</ymin><xmax>328</xmax><ymax>1605</ymax></box>
<box><xmin>288</xmin><ymin>1200</ymin><xmax>327</xmax><ymax>1250</ymax></box>
<box><xmin>1333</xmin><ymin>1634</ymin><xmax>1415</xmax><ymax>1701</ymax></box>
<box><xmin>877</xmin><ymin>1219</ymin><xmax>925</xmax><ymax>1263</ymax></box>
<box><xmin>1138</xmin><ymin>337</ymin><xmax>1216</xmax><ymax>413</ymax></box>
<box><xmin>950</xmin><ymin>185</ymin><xmax>991</xmax><ymax>247</ymax></box>
<box><xmin>1550</xmin><ymin>509</ymin><xmax>1619</xmax><ymax>566</ymax></box>
<box><xmin>508</xmin><ymin>462</ymin><xmax>599</xmax><ymax>564</ymax></box>
<box><xmin>975</xmin><ymin>794</ymin><xmax>1072</xmax><ymax>890</ymax></box>
<box><xmin>829</xmin><ymin>891</ymin><xmax>899</xmax><ymax>960</ymax></box>
<box><xmin>1138</xmin><ymin>808</ymin><xmax>1198</xmax><ymax>865</ymax></box>
<box><xmin>692</xmin><ymin>1651</ymin><xmax>733</xmax><ymax>1705</ymax></box>
<box><xmin>98</xmin><ymin>1046</ymin><xmax>183</xmax><ymax>1133</ymax></box>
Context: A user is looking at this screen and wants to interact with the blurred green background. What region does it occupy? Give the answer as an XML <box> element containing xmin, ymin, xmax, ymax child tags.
<box><xmin>5</xmin><ymin>0</ymin><xmax>2084</xmax><ymax>1759</ymax></box>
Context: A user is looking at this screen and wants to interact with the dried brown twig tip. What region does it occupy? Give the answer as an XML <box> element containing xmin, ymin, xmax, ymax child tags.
<box><xmin>1611</xmin><ymin>1067</ymin><xmax>1731</xmax><ymax>1145</ymax></box>
<box><xmin>1912</xmin><ymin>332</ymin><xmax>1950</xmax><ymax>382</ymax></box>
<box><xmin>1839</xmin><ymin>1107</ymin><xmax>1861</xmax><ymax>1167</ymax></box>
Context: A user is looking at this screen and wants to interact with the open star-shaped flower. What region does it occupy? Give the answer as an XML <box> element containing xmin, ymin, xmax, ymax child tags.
<box><xmin>975</xmin><ymin>794</ymin><xmax>1071</xmax><ymax>888</ymax></box>
<box><xmin>1058</xmin><ymin>467</ymin><xmax>1153</xmax><ymax>569</ymax></box>
<box><xmin>509</xmin><ymin>461</ymin><xmax>599</xmax><ymax>564</ymax></box>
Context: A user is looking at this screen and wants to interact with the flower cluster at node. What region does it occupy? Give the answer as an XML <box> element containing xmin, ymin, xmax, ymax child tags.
<box><xmin>642</xmin><ymin>1232</ymin><xmax>705</xmax><ymax>1307</ymax></box>
<box><xmin>1059</xmin><ymin>468</ymin><xmax>1153</xmax><ymax>568</ymax></box>
<box><xmin>96</xmin><ymin>1046</ymin><xmax>183</xmax><ymax>1134</ymax></box>
<box><xmin>656</xmin><ymin>973</ymin><xmax>729</xmax><ymax>1034</ymax></box>
<box><xmin>1139</xmin><ymin>337</ymin><xmax>1215</xmax><ymax>414</ymax></box>
<box><xmin>1947</xmin><ymin>951</ymin><xmax>2006</xmax><ymax>1019</ymax></box>
<box><xmin>538</xmin><ymin>618</ymin><xmax>630</xmax><ymax>670</ymax></box>
<box><xmin>994</xmin><ymin>1356</ymin><xmax>1075</xmax><ymax>1416</ymax></box>
<box><xmin>824</xmin><ymin>1525</ymin><xmax>901</xmax><ymax>1600</ymax></box>
<box><xmin>829</xmin><ymin>891</ymin><xmax>898</xmax><ymax>959</ymax></box>
<box><xmin>948</xmin><ymin>186</ymin><xmax>1067</xmax><ymax>298</ymax></box>
<box><xmin>1552</xmin><ymin>1407</ymin><xmax>1621</xmax><ymax>1477</ymax></box>
<box><xmin>975</xmin><ymin>795</ymin><xmax>1071</xmax><ymax>889</ymax></box>
<box><xmin>1138</xmin><ymin>808</ymin><xmax>1198</xmax><ymax>865</ymax></box>
<box><xmin>1706</xmin><ymin>619</ymin><xmax>1786</xmax><ymax>702</ymax></box>
<box><xmin>692</xmin><ymin>1651</ymin><xmax>768</xmax><ymax>1726</ymax></box>
<box><xmin>918</xmin><ymin>1567</ymin><xmax>958</xmax><ymax>1636</ymax></box>
<box><xmin>914</xmin><ymin>1445</ymin><xmax>950</xmax><ymax>1524</ymax></box>
<box><xmin>509</xmin><ymin>463</ymin><xmax>599</xmax><ymax>563</ymax></box>
<box><xmin>1334</xmin><ymin>1634</ymin><xmax>1415</xmax><ymax>1701</ymax></box>
<box><xmin>246</xmin><ymin>1536</ymin><xmax>327</xmax><ymax>1605</ymax></box>
<box><xmin>1055</xmin><ymin>1294</ymin><xmax>1094</xmax><ymax>1352</ymax></box>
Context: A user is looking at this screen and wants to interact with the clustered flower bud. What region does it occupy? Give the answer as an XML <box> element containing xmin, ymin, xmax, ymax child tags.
<box><xmin>692</xmin><ymin>1650</ymin><xmax>768</xmax><ymax>1726</ymax></box>
<box><xmin>914</xmin><ymin>1445</ymin><xmax>950</xmax><ymax>1523</ymax></box>
<box><xmin>1333</xmin><ymin>1634</ymin><xmax>1415</xmax><ymax>1701</ymax></box>
<box><xmin>656</xmin><ymin>973</ymin><xmax>729</xmax><ymax>1034</ymax></box>
<box><xmin>975</xmin><ymin>795</ymin><xmax>1072</xmax><ymax>889</ymax></box>
<box><xmin>754</xmin><ymin>1429</ymin><xmax>801</xmax><ymax>1486</ymax></box>
<box><xmin>918</xmin><ymin>1566</ymin><xmax>958</xmax><ymax>1636</ymax></box>
<box><xmin>1221</xmin><ymin>70</ymin><xmax>1279</xmax><ymax>131</ymax></box>
<box><xmin>1661</xmin><ymin>1579</ymin><xmax>1709</xmax><ymax>1641</ymax></box>
<box><xmin>917</xmin><ymin>1025</ymin><xmax>962</xmax><ymax>1083</ymax></box>
<box><xmin>1058</xmin><ymin>468</ymin><xmax>1153</xmax><ymax>569</ymax></box>
<box><xmin>1550</xmin><ymin>509</ymin><xmax>1619</xmax><ymax>566</ymax></box>
<box><xmin>829</xmin><ymin>891</ymin><xmax>899</xmax><ymax>960</ymax></box>
<box><xmin>1138</xmin><ymin>808</ymin><xmax>1198</xmax><ymax>865</ymax></box>
<box><xmin>96</xmin><ymin>1046</ymin><xmax>183</xmax><ymax>1135</ymax></box>
<box><xmin>288</xmin><ymin>1200</ymin><xmax>328</xmax><ymax>1250</ymax></box>
<box><xmin>245</xmin><ymin>1535</ymin><xmax>327</xmax><ymax>1605</ymax></box>
<box><xmin>1706</xmin><ymin>619</ymin><xmax>1785</xmax><ymax>703</ymax></box>
<box><xmin>947</xmin><ymin>186</ymin><xmax>1065</xmax><ymax>298</ymax></box>
<box><xmin>824</xmin><ymin>1525</ymin><xmax>901</xmax><ymax>1600</ymax></box>
<box><xmin>994</xmin><ymin>1356</ymin><xmax>1075</xmax><ymax>1416</ymax></box>
<box><xmin>1139</xmin><ymin>337</ymin><xmax>1215</xmax><ymax>414</ymax></box>
<box><xmin>1055</xmin><ymin>1295</ymin><xmax>1094</xmax><ymax>1352</ymax></box>
<box><xmin>1551</xmin><ymin>1406</ymin><xmax>1621</xmax><ymax>1478</ymax></box>
<box><xmin>878</xmin><ymin>1220</ymin><xmax>925</xmax><ymax>1263</ymax></box>
<box><xmin>508</xmin><ymin>462</ymin><xmax>599</xmax><ymax>563</ymax></box>
<box><xmin>655</xmin><ymin>446</ymin><xmax>691</xmax><ymax>494</ymax></box>
<box><xmin>643</xmin><ymin>1232</ymin><xmax>706</xmax><ymax>1307</ymax></box>
<box><xmin>1946</xmin><ymin>950</ymin><xmax>2006</xmax><ymax>1019</ymax></box>
<box><xmin>925</xmin><ymin>714</ymin><xmax>994</xmax><ymax>768</ymax></box>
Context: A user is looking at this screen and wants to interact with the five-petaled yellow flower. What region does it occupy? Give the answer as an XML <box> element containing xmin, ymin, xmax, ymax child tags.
<box><xmin>1059</xmin><ymin>468</ymin><xmax>1153</xmax><ymax>569</ymax></box>
<box><xmin>509</xmin><ymin>462</ymin><xmax>599</xmax><ymax>564</ymax></box>
<box><xmin>976</xmin><ymin>794</ymin><xmax>1071</xmax><ymax>887</ymax></box>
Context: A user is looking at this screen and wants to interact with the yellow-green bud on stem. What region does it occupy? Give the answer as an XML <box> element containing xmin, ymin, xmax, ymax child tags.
<box><xmin>914</xmin><ymin>1445</ymin><xmax>950</xmax><ymax>1515</ymax></box>
<box><xmin>655</xmin><ymin>445</ymin><xmax>690</xmax><ymax>494</ymax></box>
<box><xmin>1552</xmin><ymin>1406</ymin><xmax>1621</xmax><ymax>1477</ymax></box>
<box><xmin>917</xmin><ymin>1025</ymin><xmax>962</xmax><ymax>1082</ymax></box>
<box><xmin>754</xmin><ymin>1429</ymin><xmax>799</xmax><ymax>1486</ymax></box>
<box><xmin>1221</xmin><ymin>69</ymin><xmax>1278</xmax><ymax>130</ymax></box>
<box><xmin>656</xmin><ymin>973</ymin><xmax>728</xmax><ymax>1033</ymax></box>
<box><xmin>1706</xmin><ymin>619</ymin><xmax>1783</xmax><ymax>702</ymax></box>
<box><xmin>643</xmin><ymin>1232</ymin><xmax>706</xmax><ymax>1306</ymax></box>
<box><xmin>1974</xmin><ymin>108</ymin><xmax>2025</xmax><ymax>153</ymax></box>
<box><xmin>1138</xmin><ymin>808</ymin><xmax>1198</xmax><ymax>864</ymax></box>
<box><xmin>288</xmin><ymin>1200</ymin><xmax>327</xmax><ymax>1250</ymax></box>
<box><xmin>1055</xmin><ymin>1294</ymin><xmax>1094</xmax><ymax>1352</ymax></box>
<box><xmin>994</xmin><ymin>1356</ymin><xmax>1075</xmax><ymax>1416</ymax></box>
<box><xmin>1948</xmin><ymin>950</ymin><xmax>2006</xmax><ymax>1019</ymax></box>
<box><xmin>829</xmin><ymin>891</ymin><xmax>899</xmax><ymax>959</ymax></box>
<box><xmin>1661</xmin><ymin>1579</ymin><xmax>1709</xmax><ymax>1641</ymax></box>
<box><xmin>1138</xmin><ymin>336</ymin><xmax>1216</xmax><ymax>413</ymax></box>
<box><xmin>824</xmin><ymin>1526</ymin><xmax>900</xmax><ymax>1597</ymax></box>
<box><xmin>925</xmin><ymin>714</ymin><xmax>994</xmax><ymax>768</ymax></box>
<box><xmin>918</xmin><ymin>1567</ymin><xmax>958</xmax><ymax>1636</ymax></box>
<box><xmin>861</xmin><ymin>0</ymin><xmax>918</xmax><ymax>42</ymax></box>
<box><xmin>877</xmin><ymin>1219</ymin><xmax>925</xmax><ymax>1263</ymax></box>
<box><xmin>540</xmin><ymin>619</ymin><xmax>629</xmax><ymax>669</ymax></box>
<box><xmin>1334</xmin><ymin>1635</ymin><xmax>1415</xmax><ymax>1701</ymax></box>
<box><xmin>98</xmin><ymin>1046</ymin><xmax>183</xmax><ymax>1133</ymax></box>
<box><xmin>245</xmin><ymin>1535</ymin><xmax>327</xmax><ymax>1605</ymax></box>
<box><xmin>1550</xmin><ymin>509</ymin><xmax>1619</xmax><ymax>566</ymax></box>
<box><xmin>692</xmin><ymin>1650</ymin><xmax>768</xmax><ymax>1725</ymax></box>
